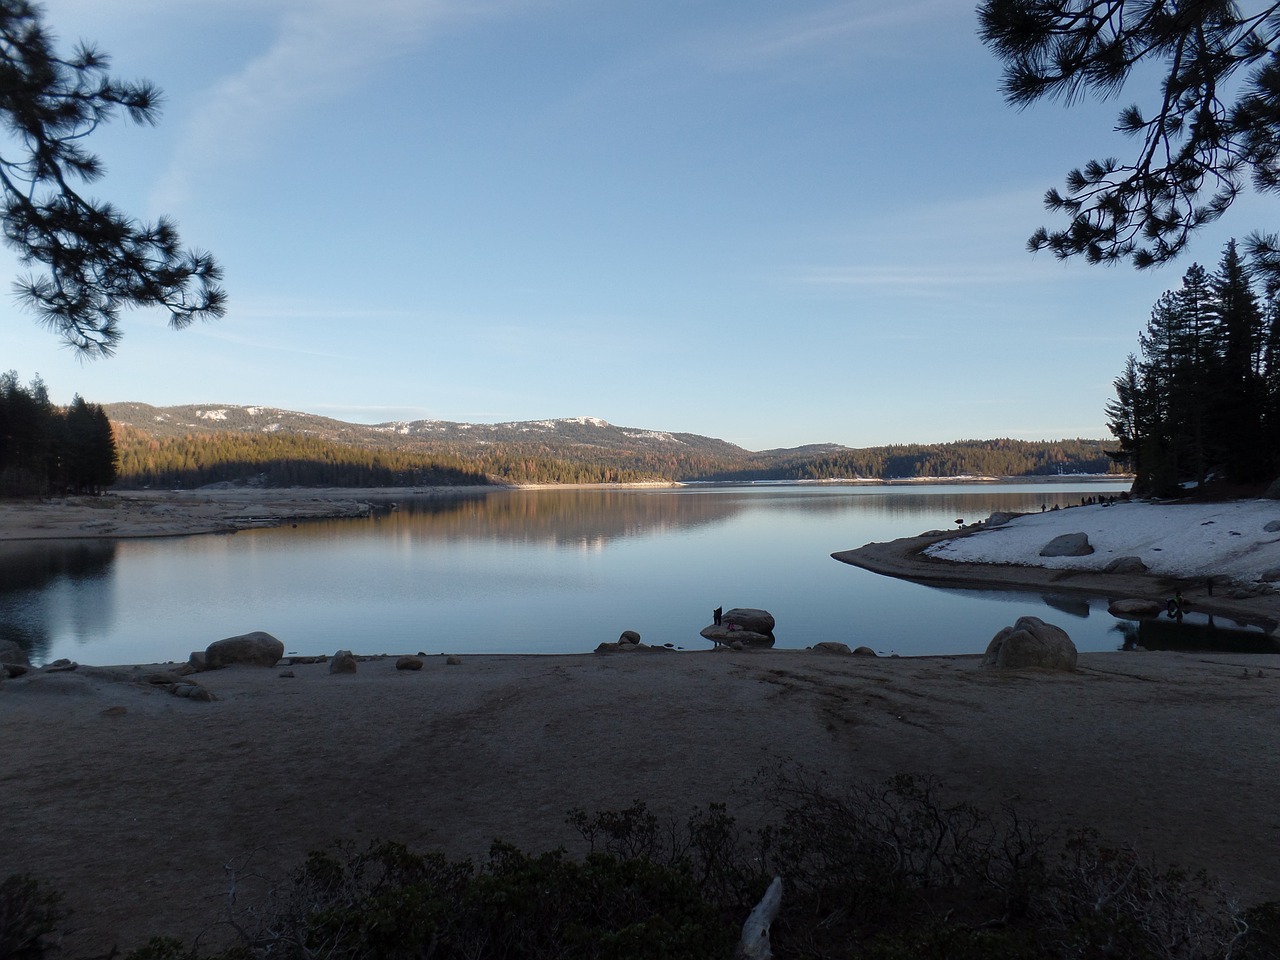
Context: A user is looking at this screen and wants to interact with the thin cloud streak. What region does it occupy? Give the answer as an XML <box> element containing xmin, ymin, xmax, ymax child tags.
<box><xmin>151</xmin><ymin>0</ymin><xmax>477</xmax><ymax>210</ymax></box>
<box><xmin>697</xmin><ymin>0</ymin><xmax>964</xmax><ymax>68</ymax></box>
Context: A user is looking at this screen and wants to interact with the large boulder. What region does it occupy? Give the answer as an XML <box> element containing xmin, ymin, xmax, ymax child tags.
<box><xmin>983</xmin><ymin>616</ymin><xmax>1077</xmax><ymax>671</ymax></box>
<box><xmin>985</xmin><ymin>511</ymin><xmax>1018</xmax><ymax>528</ymax></box>
<box><xmin>1040</xmin><ymin>532</ymin><xmax>1094</xmax><ymax>557</ymax></box>
<box><xmin>0</xmin><ymin>639</ymin><xmax>29</xmax><ymax>667</ymax></box>
<box><xmin>203</xmin><ymin>631</ymin><xmax>284</xmax><ymax>669</ymax></box>
<box><xmin>702</xmin><ymin>607</ymin><xmax>776</xmax><ymax>648</ymax></box>
<box><xmin>721</xmin><ymin>608</ymin><xmax>775</xmax><ymax>638</ymax></box>
<box><xmin>1263</xmin><ymin>519</ymin><xmax>1280</xmax><ymax>533</ymax></box>
<box><xmin>811</xmin><ymin>641</ymin><xmax>852</xmax><ymax>655</ymax></box>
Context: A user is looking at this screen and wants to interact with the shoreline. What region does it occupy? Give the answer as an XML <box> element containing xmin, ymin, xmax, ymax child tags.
<box><xmin>834</xmin><ymin>530</ymin><xmax>1280</xmax><ymax>634</ymax></box>
<box><xmin>3</xmin><ymin>648</ymin><xmax>1278</xmax><ymax>955</ymax></box>
<box><xmin>0</xmin><ymin>486</ymin><xmax>504</xmax><ymax>542</ymax></box>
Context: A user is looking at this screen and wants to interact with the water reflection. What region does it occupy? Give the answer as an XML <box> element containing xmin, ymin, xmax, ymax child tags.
<box><xmin>0</xmin><ymin>540</ymin><xmax>117</xmax><ymax>662</ymax></box>
<box><xmin>1112</xmin><ymin>615</ymin><xmax>1280</xmax><ymax>654</ymax></box>
<box><xmin>9</xmin><ymin>481</ymin><xmax>1213</xmax><ymax>667</ymax></box>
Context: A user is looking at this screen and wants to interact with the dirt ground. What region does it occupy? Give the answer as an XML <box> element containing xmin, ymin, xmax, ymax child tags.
<box><xmin>2</xmin><ymin>649</ymin><xmax>1279</xmax><ymax>956</ymax></box>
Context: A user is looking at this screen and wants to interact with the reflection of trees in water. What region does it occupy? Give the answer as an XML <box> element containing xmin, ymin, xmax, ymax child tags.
<box><xmin>279</xmin><ymin>486</ymin><xmax>1127</xmax><ymax>548</ymax></box>
<box><xmin>1111</xmin><ymin>616</ymin><xmax>1279</xmax><ymax>654</ymax></box>
<box><xmin>0</xmin><ymin>540</ymin><xmax>117</xmax><ymax>662</ymax></box>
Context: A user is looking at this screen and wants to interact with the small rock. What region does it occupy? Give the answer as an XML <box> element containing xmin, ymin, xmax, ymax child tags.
<box><xmin>44</xmin><ymin>659</ymin><xmax>79</xmax><ymax>673</ymax></box>
<box><xmin>446</xmin><ymin>655</ymin><xmax>462</xmax><ymax>665</ymax></box>
<box><xmin>811</xmin><ymin>641</ymin><xmax>852</xmax><ymax>655</ymax></box>
<box><xmin>1103</xmin><ymin>556</ymin><xmax>1148</xmax><ymax>574</ymax></box>
<box><xmin>1263</xmin><ymin>519</ymin><xmax>1280</xmax><ymax>532</ymax></box>
<box><xmin>100</xmin><ymin>706</ymin><xmax>128</xmax><ymax>717</ymax></box>
<box><xmin>329</xmin><ymin>650</ymin><xmax>358</xmax><ymax>674</ymax></box>
<box><xmin>1107</xmin><ymin>598</ymin><xmax>1164</xmax><ymax>619</ymax></box>
<box><xmin>853</xmin><ymin>646</ymin><xmax>877</xmax><ymax>656</ymax></box>
<box><xmin>278</xmin><ymin>670</ymin><xmax>295</xmax><ymax>678</ymax></box>
<box><xmin>396</xmin><ymin>656</ymin><xmax>424</xmax><ymax>671</ymax></box>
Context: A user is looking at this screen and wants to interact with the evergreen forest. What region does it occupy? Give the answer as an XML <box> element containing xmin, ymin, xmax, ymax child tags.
<box><xmin>3</xmin><ymin>377</ymin><xmax>1125</xmax><ymax>495</ymax></box>
<box><xmin>110</xmin><ymin>428</ymin><xmax>1121</xmax><ymax>488</ymax></box>
<box><xmin>0</xmin><ymin>372</ymin><xmax>116</xmax><ymax>497</ymax></box>
<box><xmin>1106</xmin><ymin>241</ymin><xmax>1280</xmax><ymax>496</ymax></box>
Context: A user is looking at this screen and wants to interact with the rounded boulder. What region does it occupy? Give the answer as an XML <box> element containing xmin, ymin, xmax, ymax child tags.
<box><xmin>983</xmin><ymin>616</ymin><xmax>1077</xmax><ymax>671</ymax></box>
<box><xmin>204</xmin><ymin>631</ymin><xmax>284</xmax><ymax>669</ymax></box>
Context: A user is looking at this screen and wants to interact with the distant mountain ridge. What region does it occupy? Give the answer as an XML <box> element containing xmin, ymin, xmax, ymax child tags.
<box><xmin>104</xmin><ymin>402</ymin><xmax>804</xmax><ymax>461</ymax></box>
<box><xmin>104</xmin><ymin>402</ymin><xmax>1122</xmax><ymax>487</ymax></box>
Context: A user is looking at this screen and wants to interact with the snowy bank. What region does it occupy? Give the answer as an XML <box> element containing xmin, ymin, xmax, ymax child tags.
<box><xmin>925</xmin><ymin>499</ymin><xmax>1280</xmax><ymax>585</ymax></box>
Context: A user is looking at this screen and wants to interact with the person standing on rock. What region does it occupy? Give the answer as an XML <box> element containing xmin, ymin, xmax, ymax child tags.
<box><xmin>713</xmin><ymin>606</ymin><xmax>723</xmax><ymax>626</ymax></box>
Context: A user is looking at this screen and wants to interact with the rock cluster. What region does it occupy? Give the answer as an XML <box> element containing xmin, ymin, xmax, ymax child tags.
<box><xmin>701</xmin><ymin>608</ymin><xmax>776</xmax><ymax>648</ymax></box>
<box><xmin>808</xmin><ymin>641</ymin><xmax>876</xmax><ymax>656</ymax></box>
<box><xmin>595</xmin><ymin>630</ymin><xmax>669</xmax><ymax>654</ymax></box>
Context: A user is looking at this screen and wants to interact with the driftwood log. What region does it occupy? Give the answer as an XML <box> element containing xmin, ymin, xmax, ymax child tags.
<box><xmin>734</xmin><ymin>876</ymin><xmax>782</xmax><ymax>959</ymax></box>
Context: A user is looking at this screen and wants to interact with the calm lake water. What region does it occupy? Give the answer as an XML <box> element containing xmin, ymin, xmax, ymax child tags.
<box><xmin>4</xmin><ymin>480</ymin><xmax>1273</xmax><ymax>667</ymax></box>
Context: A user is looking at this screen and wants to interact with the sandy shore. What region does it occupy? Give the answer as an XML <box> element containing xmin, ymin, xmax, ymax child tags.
<box><xmin>0</xmin><ymin>487</ymin><xmax>499</xmax><ymax>541</ymax></box>
<box><xmin>2</xmin><ymin>650</ymin><xmax>1279</xmax><ymax>955</ymax></box>
<box><xmin>4</xmin><ymin>492</ymin><xmax>1280</xmax><ymax>954</ymax></box>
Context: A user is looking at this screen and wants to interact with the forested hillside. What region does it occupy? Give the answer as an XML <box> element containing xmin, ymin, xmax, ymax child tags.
<box><xmin>702</xmin><ymin>438</ymin><xmax>1119</xmax><ymax>482</ymax></box>
<box><xmin>107</xmin><ymin>403</ymin><xmax>1124</xmax><ymax>488</ymax></box>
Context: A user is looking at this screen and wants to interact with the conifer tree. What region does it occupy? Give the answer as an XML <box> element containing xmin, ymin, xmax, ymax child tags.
<box><xmin>0</xmin><ymin>0</ymin><xmax>224</xmax><ymax>355</ymax></box>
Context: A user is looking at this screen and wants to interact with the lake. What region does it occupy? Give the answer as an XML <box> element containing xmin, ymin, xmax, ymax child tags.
<box><xmin>4</xmin><ymin>480</ymin><xmax>1272</xmax><ymax>667</ymax></box>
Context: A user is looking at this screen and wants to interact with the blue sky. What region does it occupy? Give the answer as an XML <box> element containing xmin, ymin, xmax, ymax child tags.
<box><xmin>6</xmin><ymin>0</ymin><xmax>1280</xmax><ymax>451</ymax></box>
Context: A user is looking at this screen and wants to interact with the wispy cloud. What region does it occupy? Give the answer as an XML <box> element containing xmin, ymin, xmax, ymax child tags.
<box><xmin>151</xmin><ymin>0</ymin><xmax>535</xmax><ymax>210</ymax></box>
<box><xmin>693</xmin><ymin>0</ymin><xmax>966</xmax><ymax>69</ymax></box>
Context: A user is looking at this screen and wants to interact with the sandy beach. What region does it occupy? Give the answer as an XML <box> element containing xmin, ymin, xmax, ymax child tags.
<box><xmin>3</xmin><ymin>491</ymin><xmax>1280</xmax><ymax>954</ymax></box>
<box><xmin>3</xmin><ymin>649</ymin><xmax>1279</xmax><ymax>956</ymax></box>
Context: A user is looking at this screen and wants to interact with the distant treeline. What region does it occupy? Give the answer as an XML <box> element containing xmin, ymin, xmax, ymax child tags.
<box><xmin>112</xmin><ymin>428</ymin><xmax>1123</xmax><ymax>488</ymax></box>
<box><xmin>698</xmin><ymin>438</ymin><xmax>1122</xmax><ymax>482</ymax></box>
<box><xmin>113</xmin><ymin>426</ymin><xmax>491</xmax><ymax>489</ymax></box>
<box><xmin>0</xmin><ymin>372</ymin><xmax>116</xmax><ymax>497</ymax></box>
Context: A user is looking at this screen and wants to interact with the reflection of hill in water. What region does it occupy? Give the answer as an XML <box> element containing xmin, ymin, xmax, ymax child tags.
<box><xmin>367</xmin><ymin>489</ymin><xmax>745</xmax><ymax>546</ymax></box>
<box><xmin>278</xmin><ymin>486</ymin><xmax>1107</xmax><ymax>548</ymax></box>
<box><xmin>0</xmin><ymin>540</ymin><xmax>118</xmax><ymax>661</ymax></box>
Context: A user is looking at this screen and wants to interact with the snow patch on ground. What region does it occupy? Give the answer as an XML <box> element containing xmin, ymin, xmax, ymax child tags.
<box><xmin>622</xmin><ymin>429</ymin><xmax>682</xmax><ymax>444</ymax></box>
<box><xmin>926</xmin><ymin>499</ymin><xmax>1280</xmax><ymax>583</ymax></box>
<box><xmin>195</xmin><ymin>409</ymin><xmax>228</xmax><ymax>420</ymax></box>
